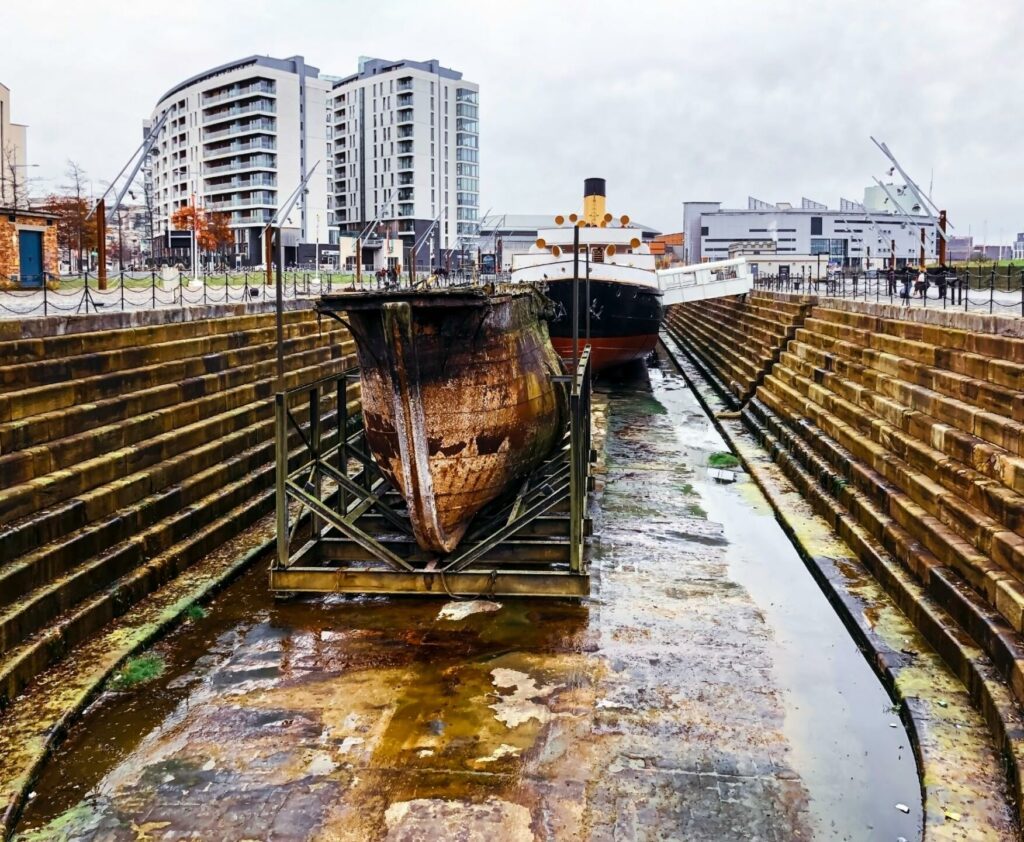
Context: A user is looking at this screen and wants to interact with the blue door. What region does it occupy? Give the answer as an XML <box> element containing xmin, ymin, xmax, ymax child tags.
<box><xmin>18</xmin><ymin>230</ymin><xmax>44</xmax><ymax>287</ymax></box>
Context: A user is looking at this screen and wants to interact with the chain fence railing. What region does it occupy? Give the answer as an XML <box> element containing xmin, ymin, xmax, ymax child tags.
<box><xmin>753</xmin><ymin>265</ymin><xmax>1024</xmax><ymax>316</ymax></box>
<box><xmin>0</xmin><ymin>268</ymin><xmax>500</xmax><ymax>320</ymax></box>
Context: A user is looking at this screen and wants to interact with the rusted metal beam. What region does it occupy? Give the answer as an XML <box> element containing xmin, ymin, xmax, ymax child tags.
<box><xmin>269</xmin><ymin>567</ymin><xmax>591</xmax><ymax>598</ymax></box>
<box><xmin>318</xmin><ymin>536</ymin><xmax>570</xmax><ymax>564</ymax></box>
<box><xmin>284</xmin><ymin>479</ymin><xmax>414</xmax><ymax>571</ymax></box>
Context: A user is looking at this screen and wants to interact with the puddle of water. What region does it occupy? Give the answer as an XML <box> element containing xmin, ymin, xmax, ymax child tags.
<box><xmin>645</xmin><ymin>353</ymin><xmax>922</xmax><ymax>841</ymax></box>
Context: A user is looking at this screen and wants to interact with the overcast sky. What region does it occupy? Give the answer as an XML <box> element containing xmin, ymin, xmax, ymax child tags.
<box><xmin>4</xmin><ymin>0</ymin><xmax>1022</xmax><ymax>241</ymax></box>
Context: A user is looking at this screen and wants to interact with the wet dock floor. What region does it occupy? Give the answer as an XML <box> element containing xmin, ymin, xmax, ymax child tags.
<box><xmin>16</xmin><ymin>351</ymin><xmax>921</xmax><ymax>841</ymax></box>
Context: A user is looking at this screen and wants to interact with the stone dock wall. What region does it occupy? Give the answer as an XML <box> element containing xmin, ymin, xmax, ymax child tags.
<box><xmin>666</xmin><ymin>291</ymin><xmax>1024</xmax><ymax>817</ymax></box>
<box><xmin>0</xmin><ymin>300</ymin><xmax>358</xmax><ymax>710</ymax></box>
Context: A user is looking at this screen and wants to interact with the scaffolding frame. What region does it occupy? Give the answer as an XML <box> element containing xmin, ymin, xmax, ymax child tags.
<box><xmin>269</xmin><ymin>346</ymin><xmax>593</xmax><ymax>597</ymax></box>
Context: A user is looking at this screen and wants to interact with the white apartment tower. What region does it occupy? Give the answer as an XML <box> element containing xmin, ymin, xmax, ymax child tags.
<box><xmin>331</xmin><ymin>58</ymin><xmax>479</xmax><ymax>270</ymax></box>
<box><xmin>0</xmin><ymin>82</ymin><xmax>29</xmax><ymax>207</ymax></box>
<box><xmin>146</xmin><ymin>55</ymin><xmax>333</xmax><ymax>266</ymax></box>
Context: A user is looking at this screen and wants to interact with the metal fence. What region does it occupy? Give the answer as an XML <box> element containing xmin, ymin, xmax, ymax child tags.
<box><xmin>754</xmin><ymin>266</ymin><xmax>1024</xmax><ymax>316</ymax></box>
<box><xmin>0</xmin><ymin>269</ymin><xmax>499</xmax><ymax>319</ymax></box>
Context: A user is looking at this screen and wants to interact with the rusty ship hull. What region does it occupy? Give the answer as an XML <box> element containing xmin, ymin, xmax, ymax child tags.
<box><xmin>319</xmin><ymin>286</ymin><xmax>566</xmax><ymax>553</ymax></box>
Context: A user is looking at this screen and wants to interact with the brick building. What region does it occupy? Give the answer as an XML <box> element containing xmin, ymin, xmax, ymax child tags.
<box><xmin>0</xmin><ymin>207</ymin><xmax>59</xmax><ymax>286</ymax></box>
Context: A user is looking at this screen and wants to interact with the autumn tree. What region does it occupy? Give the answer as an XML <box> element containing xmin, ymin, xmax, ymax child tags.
<box><xmin>172</xmin><ymin>205</ymin><xmax>234</xmax><ymax>267</ymax></box>
<box><xmin>40</xmin><ymin>194</ymin><xmax>98</xmax><ymax>273</ymax></box>
<box><xmin>206</xmin><ymin>212</ymin><xmax>234</xmax><ymax>265</ymax></box>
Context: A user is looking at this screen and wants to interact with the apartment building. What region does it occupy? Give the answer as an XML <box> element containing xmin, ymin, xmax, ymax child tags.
<box><xmin>146</xmin><ymin>55</ymin><xmax>333</xmax><ymax>266</ymax></box>
<box><xmin>0</xmin><ymin>82</ymin><xmax>29</xmax><ymax>207</ymax></box>
<box><xmin>330</xmin><ymin>58</ymin><xmax>480</xmax><ymax>270</ymax></box>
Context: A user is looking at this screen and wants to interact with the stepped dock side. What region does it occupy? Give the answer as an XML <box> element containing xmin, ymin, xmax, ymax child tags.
<box><xmin>667</xmin><ymin>292</ymin><xmax>1024</xmax><ymax>825</ymax></box>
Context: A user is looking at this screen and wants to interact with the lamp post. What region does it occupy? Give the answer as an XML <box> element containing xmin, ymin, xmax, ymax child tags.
<box><xmin>314</xmin><ymin>212</ymin><xmax>321</xmax><ymax>284</ymax></box>
<box><xmin>266</xmin><ymin>162</ymin><xmax>319</xmax><ymax>390</ymax></box>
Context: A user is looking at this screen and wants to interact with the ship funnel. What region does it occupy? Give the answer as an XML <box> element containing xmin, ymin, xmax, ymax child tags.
<box><xmin>583</xmin><ymin>177</ymin><xmax>606</xmax><ymax>226</ymax></box>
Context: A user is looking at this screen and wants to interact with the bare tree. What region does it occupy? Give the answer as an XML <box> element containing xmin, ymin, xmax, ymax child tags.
<box><xmin>62</xmin><ymin>160</ymin><xmax>89</xmax><ymax>272</ymax></box>
<box><xmin>2</xmin><ymin>141</ymin><xmax>29</xmax><ymax>210</ymax></box>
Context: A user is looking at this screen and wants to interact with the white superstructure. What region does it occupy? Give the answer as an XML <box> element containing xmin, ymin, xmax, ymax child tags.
<box><xmin>512</xmin><ymin>221</ymin><xmax>658</xmax><ymax>289</ymax></box>
<box><xmin>330</xmin><ymin>58</ymin><xmax>479</xmax><ymax>270</ymax></box>
<box><xmin>146</xmin><ymin>55</ymin><xmax>333</xmax><ymax>266</ymax></box>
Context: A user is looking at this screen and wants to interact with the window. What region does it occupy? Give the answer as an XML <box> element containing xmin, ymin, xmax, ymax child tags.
<box><xmin>700</xmin><ymin>226</ymin><xmax>709</xmax><ymax>236</ymax></box>
<box><xmin>810</xmin><ymin>216</ymin><xmax>823</xmax><ymax>236</ymax></box>
<box><xmin>810</xmin><ymin>238</ymin><xmax>829</xmax><ymax>255</ymax></box>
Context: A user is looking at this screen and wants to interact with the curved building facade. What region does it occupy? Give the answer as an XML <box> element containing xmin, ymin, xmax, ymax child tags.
<box><xmin>146</xmin><ymin>55</ymin><xmax>333</xmax><ymax>266</ymax></box>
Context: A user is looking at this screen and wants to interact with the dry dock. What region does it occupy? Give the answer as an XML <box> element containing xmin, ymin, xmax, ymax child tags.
<box><xmin>12</xmin><ymin>351</ymin><xmax>931</xmax><ymax>841</ymax></box>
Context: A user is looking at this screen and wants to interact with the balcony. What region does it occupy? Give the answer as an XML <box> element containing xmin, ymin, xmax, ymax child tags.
<box><xmin>203</xmin><ymin>137</ymin><xmax>276</xmax><ymax>159</ymax></box>
<box><xmin>397</xmin><ymin>93</ymin><xmax>413</xmax><ymax>107</ymax></box>
<box><xmin>203</xmin><ymin>119</ymin><xmax>276</xmax><ymax>141</ymax></box>
<box><xmin>397</xmin><ymin>109</ymin><xmax>413</xmax><ymax>124</ymax></box>
<box><xmin>205</xmin><ymin>192</ymin><xmax>277</xmax><ymax>211</ymax></box>
<box><xmin>397</xmin><ymin>188</ymin><xmax>413</xmax><ymax>201</ymax></box>
<box><xmin>397</xmin><ymin>126</ymin><xmax>413</xmax><ymax>139</ymax></box>
<box><xmin>205</xmin><ymin>173</ymin><xmax>277</xmax><ymax>190</ymax></box>
<box><xmin>397</xmin><ymin>77</ymin><xmax>413</xmax><ymax>91</ymax></box>
<box><xmin>203</xmin><ymin>81</ymin><xmax>275</xmax><ymax>105</ymax></box>
<box><xmin>203</xmin><ymin>155</ymin><xmax>276</xmax><ymax>175</ymax></box>
<box><xmin>397</xmin><ymin>156</ymin><xmax>414</xmax><ymax>171</ymax></box>
<box><xmin>203</xmin><ymin>100</ymin><xmax>276</xmax><ymax>125</ymax></box>
<box><xmin>397</xmin><ymin>140</ymin><xmax>413</xmax><ymax>154</ymax></box>
<box><xmin>232</xmin><ymin>209</ymin><xmax>272</xmax><ymax>224</ymax></box>
<box><xmin>397</xmin><ymin>203</ymin><xmax>414</xmax><ymax>217</ymax></box>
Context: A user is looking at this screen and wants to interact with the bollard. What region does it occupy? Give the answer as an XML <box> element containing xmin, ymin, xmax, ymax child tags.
<box><xmin>151</xmin><ymin>270</ymin><xmax>157</xmax><ymax>309</ymax></box>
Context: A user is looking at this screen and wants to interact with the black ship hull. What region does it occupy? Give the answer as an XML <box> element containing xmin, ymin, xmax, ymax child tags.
<box><xmin>543</xmin><ymin>277</ymin><xmax>664</xmax><ymax>371</ymax></box>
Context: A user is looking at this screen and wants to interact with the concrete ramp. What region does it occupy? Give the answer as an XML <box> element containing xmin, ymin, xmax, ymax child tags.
<box><xmin>656</xmin><ymin>257</ymin><xmax>754</xmax><ymax>305</ymax></box>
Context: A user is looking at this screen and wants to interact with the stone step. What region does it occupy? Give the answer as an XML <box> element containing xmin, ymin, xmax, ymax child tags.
<box><xmin>0</xmin><ymin>355</ymin><xmax>336</xmax><ymax>526</ymax></box>
<box><xmin>0</xmin><ymin>310</ymin><xmax>316</xmax><ymax>392</ymax></box>
<box><xmin>0</xmin><ymin>456</ymin><xmax>271</xmax><ymax>656</ymax></box>
<box><xmin>0</xmin><ymin>386</ymin><xmax>359</xmax><ymax>613</ymax></box>
<box><xmin>783</xmin><ymin>337</ymin><xmax>1024</xmax><ymax>494</ymax></box>
<box><xmin>0</xmin><ymin>326</ymin><xmax>346</xmax><ymax>454</ymax></box>
<box><xmin>667</xmin><ymin>306</ymin><xmax>769</xmax><ymax>377</ymax></box>
<box><xmin>792</xmin><ymin>327</ymin><xmax>1024</xmax><ymax>457</ymax></box>
<box><xmin>0</xmin><ymin>306</ymin><xmax>309</xmax><ymax>366</ymax></box>
<box><xmin>803</xmin><ymin>313</ymin><xmax>1024</xmax><ymax>384</ymax></box>
<box><xmin>793</xmin><ymin>326</ymin><xmax>1024</xmax><ymax>423</ymax></box>
<box><xmin>765</xmin><ymin>358</ymin><xmax>1024</xmax><ymax>584</ymax></box>
<box><xmin>778</xmin><ymin>347</ymin><xmax>1024</xmax><ymax>530</ymax></box>
<box><xmin>664</xmin><ymin>311</ymin><xmax>760</xmax><ymax>399</ymax></box>
<box><xmin>0</xmin><ymin>331</ymin><xmax>352</xmax><ymax>485</ymax></box>
<box><xmin>0</xmin><ymin>355</ymin><xmax>353</xmax><ymax>566</ymax></box>
<box><xmin>757</xmin><ymin>371</ymin><xmax>1024</xmax><ymax>634</ymax></box>
<box><xmin>0</xmin><ymin>318</ymin><xmax>342</xmax><ymax>424</ymax></box>
<box><xmin>810</xmin><ymin>305</ymin><xmax>1024</xmax><ymax>364</ymax></box>
<box><xmin>0</xmin><ymin>481</ymin><xmax>274</xmax><ymax>709</ymax></box>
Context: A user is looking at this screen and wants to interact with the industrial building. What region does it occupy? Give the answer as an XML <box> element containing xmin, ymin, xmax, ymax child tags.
<box><xmin>330</xmin><ymin>57</ymin><xmax>480</xmax><ymax>271</ymax></box>
<box><xmin>145</xmin><ymin>55</ymin><xmax>334</xmax><ymax>266</ymax></box>
<box><xmin>684</xmin><ymin>187</ymin><xmax>940</xmax><ymax>269</ymax></box>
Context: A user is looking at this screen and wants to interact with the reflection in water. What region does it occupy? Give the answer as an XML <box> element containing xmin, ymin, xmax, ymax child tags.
<box><xmin>18</xmin><ymin>350</ymin><xmax>921</xmax><ymax>841</ymax></box>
